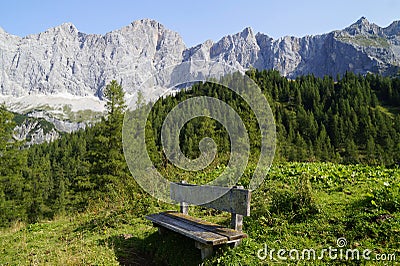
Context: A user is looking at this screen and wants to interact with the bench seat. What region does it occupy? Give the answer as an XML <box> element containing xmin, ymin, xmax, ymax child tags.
<box><xmin>146</xmin><ymin>211</ymin><xmax>247</xmax><ymax>245</ymax></box>
<box><xmin>145</xmin><ymin>183</ymin><xmax>251</xmax><ymax>259</ymax></box>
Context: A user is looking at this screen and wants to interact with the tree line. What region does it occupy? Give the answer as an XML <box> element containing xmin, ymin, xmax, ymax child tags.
<box><xmin>0</xmin><ymin>81</ymin><xmax>133</xmax><ymax>227</ymax></box>
<box><xmin>147</xmin><ymin>70</ymin><xmax>400</xmax><ymax>165</ymax></box>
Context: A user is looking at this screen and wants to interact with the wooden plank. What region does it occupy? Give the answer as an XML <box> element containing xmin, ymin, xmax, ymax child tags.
<box><xmin>146</xmin><ymin>213</ymin><xmax>228</xmax><ymax>245</ymax></box>
<box><xmin>163</xmin><ymin>211</ymin><xmax>247</xmax><ymax>241</ymax></box>
<box><xmin>170</xmin><ymin>183</ymin><xmax>251</xmax><ymax>216</ymax></box>
<box><xmin>147</xmin><ymin>213</ymin><xmax>228</xmax><ymax>245</ymax></box>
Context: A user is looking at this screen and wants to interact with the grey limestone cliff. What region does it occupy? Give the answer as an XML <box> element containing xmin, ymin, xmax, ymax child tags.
<box><xmin>0</xmin><ymin>19</ymin><xmax>186</xmax><ymax>98</ymax></box>
<box><xmin>0</xmin><ymin>17</ymin><xmax>399</xmax><ymax>104</ymax></box>
<box><xmin>201</xmin><ymin>17</ymin><xmax>400</xmax><ymax>78</ymax></box>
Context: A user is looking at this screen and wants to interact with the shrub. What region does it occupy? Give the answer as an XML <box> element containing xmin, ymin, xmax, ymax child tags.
<box><xmin>366</xmin><ymin>181</ymin><xmax>400</xmax><ymax>213</ymax></box>
<box><xmin>270</xmin><ymin>173</ymin><xmax>319</xmax><ymax>222</ymax></box>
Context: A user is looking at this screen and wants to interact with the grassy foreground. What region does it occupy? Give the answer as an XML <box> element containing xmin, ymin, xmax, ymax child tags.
<box><xmin>1</xmin><ymin>162</ymin><xmax>399</xmax><ymax>265</ymax></box>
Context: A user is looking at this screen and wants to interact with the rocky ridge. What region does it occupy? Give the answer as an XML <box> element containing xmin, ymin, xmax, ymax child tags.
<box><xmin>1</xmin><ymin>17</ymin><xmax>400</xmax><ymax>144</ymax></box>
<box><xmin>1</xmin><ymin>17</ymin><xmax>399</xmax><ymax>101</ymax></box>
<box><xmin>13</xmin><ymin>117</ymin><xmax>60</xmax><ymax>146</ymax></box>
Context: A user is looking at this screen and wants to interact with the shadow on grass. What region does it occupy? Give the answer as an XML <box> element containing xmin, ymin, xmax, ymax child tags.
<box><xmin>99</xmin><ymin>230</ymin><xmax>204</xmax><ymax>266</ymax></box>
<box><xmin>71</xmin><ymin>208</ymin><xmax>205</xmax><ymax>265</ymax></box>
<box><xmin>98</xmin><ymin>234</ymin><xmax>158</xmax><ymax>266</ymax></box>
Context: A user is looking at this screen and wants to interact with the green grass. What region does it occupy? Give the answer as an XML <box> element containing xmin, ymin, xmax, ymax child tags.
<box><xmin>62</xmin><ymin>105</ymin><xmax>104</xmax><ymax>123</ymax></box>
<box><xmin>17</xmin><ymin>104</ymin><xmax>103</xmax><ymax>123</ymax></box>
<box><xmin>337</xmin><ymin>35</ymin><xmax>390</xmax><ymax>48</ymax></box>
<box><xmin>1</xmin><ymin>163</ymin><xmax>399</xmax><ymax>265</ymax></box>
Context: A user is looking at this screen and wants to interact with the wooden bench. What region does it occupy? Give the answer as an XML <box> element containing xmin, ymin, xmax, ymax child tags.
<box><xmin>145</xmin><ymin>182</ymin><xmax>251</xmax><ymax>259</ymax></box>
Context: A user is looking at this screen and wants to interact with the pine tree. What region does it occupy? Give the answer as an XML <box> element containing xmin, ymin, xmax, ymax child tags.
<box><xmin>0</xmin><ymin>105</ymin><xmax>28</xmax><ymax>226</ymax></box>
<box><xmin>90</xmin><ymin>80</ymin><xmax>128</xmax><ymax>193</ymax></box>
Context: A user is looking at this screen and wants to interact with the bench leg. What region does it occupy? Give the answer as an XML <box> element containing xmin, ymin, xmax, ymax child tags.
<box><xmin>230</xmin><ymin>239</ymin><xmax>242</xmax><ymax>248</ymax></box>
<box><xmin>195</xmin><ymin>242</ymin><xmax>213</xmax><ymax>260</ymax></box>
<box><xmin>153</xmin><ymin>223</ymin><xmax>167</xmax><ymax>235</ymax></box>
<box><xmin>157</xmin><ymin>227</ymin><xmax>167</xmax><ymax>235</ymax></box>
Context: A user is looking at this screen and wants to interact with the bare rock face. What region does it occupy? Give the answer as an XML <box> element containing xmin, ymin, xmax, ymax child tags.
<box><xmin>209</xmin><ymin>27</ymin><xmax>261</xmax><ymax>70</ymax></box>
<box><xmin>0</xmin><ymin>17</ymin><xmax>399</xmax><ymax>113</ymax></box>
<box><xmin>199</xmin><ymin>16</ymin><xmax>400</xmax><ymax>78</ymax></box>
<box><xmin>0</xmin><ymin>19</ymin><xmax>186</xmax><ymax>98</ymax></box>
<box><xmin>13</xmin><ymin>118</ymin><xmax>60</xmax><ymax>146</ymax></box>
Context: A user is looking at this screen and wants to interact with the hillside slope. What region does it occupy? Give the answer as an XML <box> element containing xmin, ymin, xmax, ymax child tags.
<box><xmin>1</xmin><ymin>163</ymin><xmax>398</xmax><ymax>265</ymax></box>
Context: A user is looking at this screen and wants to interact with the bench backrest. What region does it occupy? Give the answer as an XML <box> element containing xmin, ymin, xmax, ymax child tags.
<box><xmin>170</xmin><ymin>182</ymin><xmax>251</xmax><ymax>216</ymax></box>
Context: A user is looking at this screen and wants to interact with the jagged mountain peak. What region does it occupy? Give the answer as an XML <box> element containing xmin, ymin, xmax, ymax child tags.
<box><xmin>109</xmin><ymin>18</ymin><xmax>186</xmax><ymax>54</ymax></box>
<box><xmin>345</xmin><ymin>16</ymin><xmax>382</xmax><ymax>36</ymax></box>
<box><xmin>58</xmin><ymin>22</ymin><xmax>78</xmax><ymax>31</ymax></box>
<box><xmin>42</xmin><ymin>22</ymin><xmax>79</xmax><ymax>36</ymax></box>
<box><xmin>0</xmin><ymin>26</ymin><xmax>20</xmax><ymax>40</ymax></box>
<box><xmin>355</xmin><ymin>16</ymin><xmax>370</xmax><ymax>26</ymax></box>
<box><xmin>210</xmin><ymin>26</ymin><xmax>258</xmax><ymax>54</ymax></box>
<box><xmin>117</xmin><ymin>18</ymin><xmax>182</xmax><ymax>40</ymax></box>
<box><xmin>384</xmin><ymin>20</ymin><xmax>400</xmax><ymax>36</ymax></box>
<box><xmin>239</xmin><ymin>27</ymin><xmax>254</xmax><ymax>38</ymax></box>
<box><xmin>226</xmin><ymin>26</ymin><xmax>257</xmax><ymax>43</ymax></box>
<box><xmin>131</xmin><ymin>18</ymin><xmax>165</xmax><ymax>29</ymax></box>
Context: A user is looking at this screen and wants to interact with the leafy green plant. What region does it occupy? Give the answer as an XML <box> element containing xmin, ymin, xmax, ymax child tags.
<box><xmin>270</xmin><ymin>173</ymin><xmax>319</xmax><ymax>222</ymax></box>
<box><xmin>366</xmin><ymin>181</ymin><xmax>400</xmax><ymax>213</ymax></box>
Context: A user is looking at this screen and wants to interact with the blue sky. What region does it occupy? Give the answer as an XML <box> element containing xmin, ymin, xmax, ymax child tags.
<box><xmin>1</xmin><ymin>0</ymin><xmax>399</xmax><ymax>47</ymax></box>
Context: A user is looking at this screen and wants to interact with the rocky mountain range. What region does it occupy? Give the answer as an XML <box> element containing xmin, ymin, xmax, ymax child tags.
<box><xmin>0</xmin><ymin>17</ymin><xmax>400</xmax><ymax>143</ymax></box>
<box><xmin>1</xmin><ymin>17</ymin><xmax>400</xmax><ymax>99</ymax></box>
